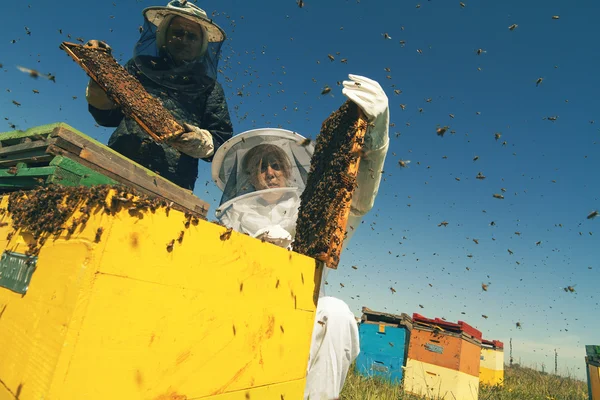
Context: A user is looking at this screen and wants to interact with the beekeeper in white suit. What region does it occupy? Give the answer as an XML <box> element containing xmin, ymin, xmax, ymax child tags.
<box><xmin>211</xmin><ymin>74</ymin><xmax>389</xmax><ymax>399</ymax></box>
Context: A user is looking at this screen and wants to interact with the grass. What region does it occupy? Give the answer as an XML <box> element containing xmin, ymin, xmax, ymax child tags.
<box><xmin>340</xmin><ymin>364</ymin><xmax>589</xmax><ymax>400</ymax></box>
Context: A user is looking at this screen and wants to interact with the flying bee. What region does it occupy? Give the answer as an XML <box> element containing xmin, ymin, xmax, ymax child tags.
<box><xmin>473</xmin><ymin>156</ymin><xmax>479</xmax><ymax>161</ymax></box>
<box><xmin>321</xmin><ymin>86</ymin><xmax>331</xmax><ymax>95</ymax></box>
<box><xmin>297</xmin><ymin>138</ymin><xmax>312</xmax><ymax>147</ymax></box>
<box><xmin>297</xmin><ymin>0</ymin><xmax>304</xmax><ymax>8</ymax></box>
<box><xmin>566</xmin><ymin>285</ymin><xmax>576</xmax><ymax>293</ymax></box>
<box><xmin>482</xmin><ymin>314</ymin><xmax>488</xmax><ymax>319</ymax></box>
<box><xmin>417</xmin><ymin>49</ymin><xmax>423</xmax><ymax>54</ymax></box>
<box><xmin>494</xmin><ymin>132</ymin><xmax>502</xmax><ymax>140</ymax></box>
<box><xmin>508</xmin><ymin>24</ymin><xmax>518</xmax><ymax>30</ymax></box>
<box><xmin>507</xmin><ymin>249</ymin><xmax>513</xmax><ymax>255</ymax></box>
<box><xmin>516</xmin><ymin>322</ymin><xmax>522</xmax><ymax>329</ymax></box>
<box><xmin>476</xmin><ymin>172</ymin><xmax>486</xmax><ymax>180</ymax></box>
<box><xmin>340</xmin><ymin>58</ymin><xmax>347</xmax><ymax>63</ymax></box>
<box><xmin>545</xmin><ymin>116</ymin><xmax>558</xmax><ymax>121</ymax></box>
<box><xmin>327</xmin><ymin>54</ymin><xmax>335</xmax><ymax>61</ymax></box>
<box><xmin>552</xmin><ymin>15</ymin><xmax>559</xmax><ymax>20</ymax></box>
<box><xmin>390</xmin><ymin>287</ymin><xmax>396</xmax><ymax>294</ymax></box>
<box><xmin>460</xmin><ymin>2</ymin><xmax>466</xmax><ymax>7</ymax></box>
<box><xmin>586</xmin><ymin>210</ymin><xmax>598</xmax><ymax>220</ymax></box>
<box><xmin>476</xmin><ymin>48</ymin><xmax>486</xmax><ymax>55</ymax></box>
<box><xmin>493</xmin><ymin>193</ymin><xmax>504</xmax><ymax>199</ymax></box>
<box><xmin>398</xmin><ymin>160</ymin><xmax>410</xmax><ymax>168</ymax></box>
<box><xmin>351</xmin><ymin>265</ymin><xmax>358</xmax><ymax>270</ymax></box>
<box><xmin>32</xmin><ymin>89</ymin><xmax>39</xmax><ymax>94</ymax></box>
<box><xmin>536</xmin><ymin>241</ymin><xmax>542</xmax><ymax>246</ymax></box>
<box><xmin>383</xmin><ymin>33</ymin><xmax>392</xmax><ymax>40</ymax></box>
<box><xmin>220</xmin><ymin>227</ymin><xmax>233</xmax><ymax>241</ymax></box>
<box><xmin>400</xmin><ymin>104</ymin><xmax>406</xmax><ymax>110</ymax></box>
<box><xmin>449</xmin><ymin>114</ymin><xmax>455</xmax><ymax>119</ymax></box>
<box><xmin>438</xmin><ymin>221</ymin><xmax>449</xmax><ymax>227</ymax></box>
<box><xmin>436</xmin><ymin>126</ymin><xmax>449</xmax><ymax>137</ymax></box>
<box><xmin>473</xmin><ymin>238</ymin><xmax>479</xmax><ymax>244</ymax></box>
<box><xmin>419</xmin><ymin>304</ymin><xmax>424</xmax><ymax>308</ymax></box>
<box><xmin>536</xmin><ymin>77</ymin><xmax>543</xmax><ymax>86</ymax></box>
<box><xmin>394</xmin><ymin>89</ymin><xmax>402</xmax><ymax>95</ymax></box>
<box><xmin>340</xmin><ymin>283</ymin><xmax>344</xmax><ymax>288</ymax></box>
<box><xmin>12</xmin><ymin>100</ymin><xmax>21</xmax><ymax>107</ymax></box>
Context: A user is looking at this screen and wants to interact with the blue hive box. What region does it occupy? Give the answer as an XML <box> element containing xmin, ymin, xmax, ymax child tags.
<box><xmin>356</xmin><ymin>307</ymin><xmax>413</xmax><ymax>383</ymax></box>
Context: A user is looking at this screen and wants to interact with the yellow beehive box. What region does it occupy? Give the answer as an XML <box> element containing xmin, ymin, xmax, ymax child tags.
<box><xmin>479</xmin><ymin>339</ymin><xmax>504</xmax><ymax>386</ymax></box>
<box><xmin>0</xmin><ymin>187</ymin><xmax>321</xmax><ymax>400</ymax></box>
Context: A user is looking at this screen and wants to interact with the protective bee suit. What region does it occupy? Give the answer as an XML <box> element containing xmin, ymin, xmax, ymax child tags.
<box><xmin>211</xmin><ymin>74</ymin><xmax>389</xmax><ymax>400</ymax></box>
<box><xmin>86</xmin><ymin>0</ymin><xmax>233</xmax><ymax>190</ymax></box>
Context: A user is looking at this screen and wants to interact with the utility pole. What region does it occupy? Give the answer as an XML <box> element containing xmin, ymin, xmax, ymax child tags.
<box><xmin>509</xmin><ymin>338</ymin><xmax>513</xmax><ymax>367</ymax></box>
<box><xmin>554</xmin><ymin>349</ymin><xmax>558</xmax><ymax>375</ymax></box>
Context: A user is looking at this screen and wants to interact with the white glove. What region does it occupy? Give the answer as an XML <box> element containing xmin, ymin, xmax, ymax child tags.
<box><xmin>253</xmin><ymin>225</ymin><xmax>293</xmax><ymax>249</ymax></box>
<box><xmin>86</xmin><ymin>79</ymin><xmax>118</xmax><ymax>110</ymax></box>
<box><xmin>168</xmin><ymin>123</ymin><xmax>215</xmax><ymax>159</ymax></box>
<box><xmin>342</xmin><ymin>74</ymin><xmax>389</xmax><ymax>150</ymax></box>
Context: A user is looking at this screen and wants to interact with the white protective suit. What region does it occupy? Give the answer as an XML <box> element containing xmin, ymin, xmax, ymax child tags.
<box><xmin>211</xmin><ymin>75</ymin><xmax>389</xmax><ymax>400</ymax></box>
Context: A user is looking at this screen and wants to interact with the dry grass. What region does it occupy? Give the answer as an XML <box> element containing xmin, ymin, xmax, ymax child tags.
<box><xmin>340</xmin><ymin>364</ymin><xmax>589</xmax><ymax>400</ymax></box>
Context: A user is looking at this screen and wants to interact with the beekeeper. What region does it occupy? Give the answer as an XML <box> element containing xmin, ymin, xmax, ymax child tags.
<box><xmin>211</xmin><ymin>74</ymin><xmax>389</xmax><ymax>399</ymax></box>
<box><xmin>86</xmin><ymin>0</ymin><xmax>233</xmax><ymax>190</ymax></box>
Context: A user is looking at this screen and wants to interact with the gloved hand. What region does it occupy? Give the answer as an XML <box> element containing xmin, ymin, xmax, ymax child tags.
<box><xmin>342</xmin><ymin>74</ymin><xmax>389</xmax><ymax>150</ymax></box>
<box><xmin>253</xmin><ymin>225</ymin><xmax>293</xmax><ymax>249</ymax></box>
<box><xmin>86</xmin><ymin>78</ymin><xmax>117</xmax><ymax>110</ymax></box>
<box><xmin>168</xmin><ymin>123</ymin><xmax>215</xmax><ymax>159</ymax></box>
<box><xmin>85</xmin><ymin>40</ymin><xmax>112</xmax><ymax>53</ymax></box>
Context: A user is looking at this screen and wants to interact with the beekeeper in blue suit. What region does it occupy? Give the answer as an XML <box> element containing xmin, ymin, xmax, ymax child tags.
<box><xmin>211</xmin><ymin>74</ymin><xmax>389</xmax><ymax>399</ymax></box>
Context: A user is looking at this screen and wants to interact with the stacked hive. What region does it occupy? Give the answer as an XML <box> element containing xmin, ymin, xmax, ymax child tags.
<box><xmin>404</xmin><ymin>313</ymin><xmax>482</xmax><ymax>400</ymax></box>
<box><xmin>587</xmin><ymin>345</ymin><xmax>600</xmax><ymax>400</ymax></box>
<box><xmin>356</xmin><ymin>307</ymin><xmax>412</xmax><ymax>383</ymax></box>
<box><xmin>479</xmin><ymin>339</ymin><xmax>504</xmax><ymax>386</ymax></box>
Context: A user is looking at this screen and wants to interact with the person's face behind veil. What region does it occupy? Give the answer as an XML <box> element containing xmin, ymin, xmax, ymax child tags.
<box><xmin>165</xmin><ymin>16</ymin><xmax>205</xmax><ymax>65</ymax></box>
<box><xmin>244</xmin><ymin>144</ymin><xmax>292</xmax><ymax>204</ymax></box>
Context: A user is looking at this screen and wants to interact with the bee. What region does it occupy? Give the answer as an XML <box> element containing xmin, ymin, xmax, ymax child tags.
<box><xmin>507</xmin><ymin>249</ymin><xmax>514</xmax><ymax>255</ymax></box>
<box><xmin>32</xmin><ymin>89</ymin><xmax>40</xmax><ymax>94</ymax></box>
<box><xmin>297</xmin><ymin>138</ymin><xmax>312</xmax><ymax>147</ymax></box>
<box><xmin>544</xmin><ymin>116</ymin><xmax>558</xmax><ymax>121</ymax></box>
<box><xmin>398</xmin><ymin>160</ymin><xmax>410</xmax><ymax>168</ymax></box>
<box><xmin>494</xmin><ymin>132</ymin><xmax>502</xmax><ymax>140</ymax></box>
<box><xmin>586</xmin><ymin>210</ymin><xmax>598</xmax><ymax>220</ymax></box>
<box><xmin>415</xmin><ymin>4</ymin><xmax>421</xmax><ymax>8</ymax></box>
<box><xmin>340</xmin><ymin>58</ymin><xmax>348</xmax><ymax>63</ymax></box>
<box><xmin>399</xmin><ymin>40</ymin><xmax>406</xmax><ymax>46</ymax></box>
<box><xmin>455</xmin><ymin>177</ymin><xmax>461</xmax><ymax>181</ymax></box>
<box><xmin>436</xmin><ymin>126</ymin><xmax>449</xmax><ymax>137</ymax></box>
<box><xmin>75</xmin><ymin>37</ymin><xmax>85</xmax><ymax>43</ymax></box>
<box><xmin>321</xmin><ymin>86</ymin><xmax>331</xmax><ymax>95</ymax></box>
<box><xmin>536</xmin><ymin>77</ymin><xmax>543</xmax><ymax>87</ymax></box>
<box><xmin>516</xmin><ymin>322</ymin><xmax>522</xmax><ymax>329</ymax></box>
<box><xmin>552</xmin><ymin>15</ymin><xmax>560</xmax><ymax>20</ymax></box>
<box><xmin>438</xmin><ymin>221</ymin><xmax>449</xmax><ymax>227</ymax></box>
<box><xmin>419</xmin><ymin>304</ymin><xmax>424</xmax><ymax>308</ymax></box>
<box><xmin>460</xmin><ymin>2</ymin><xmax>466</xmax><ymax>7</ymax></box>
<box><xmin>177</xmin><ymin>230</ymin><xmax>185</xmax><ymax>243</ymax></box>
<box><xmin>476</xmin><ymin>48</ymin><xmax>486</xmax><ymax>55</ymax></box>
<box><xmin>566</xmin><ymin>285</ymin><xmax>576</xmax><ymax>293</ymax></box>
<box><xmin>297</xmin><ymin>0</ymin><xmax>304</xmax><ymax>8</ymax></box>
<box><xmin>508</xmin><ymin>24</ymin><xmax>518</xmax><ymax>30</ymax></box>
<box><xmin>351</xmin><ymin>265</ymin><xmax>358</xmax><ymax>270</ymax></box>
<box><xmin>390</xmin><ymin>287</ymin><xmax>396</xmax><ymax>294</ymax></box>
<box><xmin>12</xmin><ymin>100</ymin><xmax>21</xmax><ymax>107</ymax></box>
<box><xmin>220</xmin><ymin>227</ymin><xmax>233</xmax><ymax>241</ymax></box>
<box><xmin>317</xmin><ymin>320</ymin><xmax>325</xmax><ymax>326</ymax></box>
<box><xmin>476</xmin><ymin>172</ymin><xmax>486</xmax><ymax>180</ymax></box>
<box><xmin>417</xmin><ymin>49</ymin><xmax>423</xmax><ymax>54</ymax></box>
<box><xmin>473</xmin><ymin>156</ymin><xmax>479</xmax><ymax>161</ymax></box>
<box><xmin>327</xmin><ymin>54</ymin><xmax>335</xmax><ymax>62</ymax></box>
<box><xmin>400</xmin><ymin>104</ymin><xmax>406</xmax><ymax>110</ymax></box>
<box><xmin>94</xmin><ymin>227</ymin><xmax>104</xmax><ymax>242</ymax></box>
<box><xmin>7</xmin><ymin>166</ymin><xmax>18</xmax><ymax>175</ymax></box>
<box><xmin>536</xmin><ymin>241</ymin><xmax>542</xmax><ymax>246</ymax></box>
<box><xmin>138</xmin><ymin>26</ymin><xmax>144</xmax><ymax>34</ymax></box>
<box><xmin>500</xmin><ymin>188</ymin><xmax>506</xmax><ymax>192</ymax></box>
<box><xmin>166</xmin><ymin>239</ymin><xmax>175</xmax><ymax>252</ymax></box>
<box><xmin>394</xmin><ymin>89</ymin><xmax>402</xmax><ymax>95</ymax></box>
<box><xmin>389</xmin><ymin>342</ymin><xmax>394</xmax><ymax>347</ymax></box>
<box><xmin>481</xmin><ymin>283</ymin><xmax>489</xmax><ymax>291</ymax></box>
<box><xmin>473</xmin><ymin>238</ymin><xmax>479</xmax><ymax>244</ymax></box>
<box><xmin>482</xmin><ymin>314</ymin><xmax>488</xmax><ymax>319</ymax></box>
<box><xmin>493</xmin><ymin>193</ymin><xmax>504</xmax><ymax>199</ymax></box>
<box><xmin>340</xmin><ymin>283</ymin><xmax>344</xmax><ymax>288</ymax></box>
<box><xmin>383</xmin><ymin>33</ymin><xmax>392</xmax><ymax>40</ymax></box>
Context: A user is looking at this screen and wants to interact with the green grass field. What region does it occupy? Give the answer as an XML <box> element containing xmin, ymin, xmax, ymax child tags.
<box><xmin>340</xmin><ymin>364</ymin><xmax>589</xmax><ymax>400</ymax></box>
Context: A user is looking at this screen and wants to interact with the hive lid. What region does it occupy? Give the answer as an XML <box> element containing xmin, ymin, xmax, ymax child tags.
<box><xmin>361</xmin><ymin>307</ymin><xmax>413</xmax><ymax>329</ymax></box>
<box><xmin>482</xmin><ymin>339</ymin><xmax>504</xmax><ymax>350</ymax></box>
<box><xmin>412</xmin><ymin>313</ymin><xmax>482</xmax><ymax>342</ymax></box>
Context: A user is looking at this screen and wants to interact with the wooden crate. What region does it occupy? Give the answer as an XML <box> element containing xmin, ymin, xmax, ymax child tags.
<box><xmin>0</xmin><ymin>189</ymin><xmax>322</xmax><ymax>400</ymax></box>
<box><xmin>0</xmin><ymin>123</ymin><xmax>209</xmax><ymax>217</ymax></box>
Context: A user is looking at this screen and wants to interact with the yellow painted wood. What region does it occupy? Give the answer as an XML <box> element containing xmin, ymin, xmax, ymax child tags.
<box><xmin>590</xmin><ymin>364</ymin><xmax>600</xmax><ymax>400</ymax></box>
<box><xmin>379</xmin><ymin>324</ymin><xmax>385</xmax><ymax>333</ymax></box>
<box><xmin>404</xmin><ymin>358</ymin><xmax>480</xmax><ymax>400</ymax></box>
<box><xmin>479</xmin><ymin>348</ymin><xmax>504</xmax><ymax>386</ymax></box>
<box><xmin>0</xmin><ymin>193</ymin><xmax>321</xmax><ymax>400</ymax></box>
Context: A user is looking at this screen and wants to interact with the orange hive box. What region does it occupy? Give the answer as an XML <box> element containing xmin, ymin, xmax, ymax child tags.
<box><xmin>404</xmin><ymin>313</ymin><xmax>482</xmax><ymax>400</ymax></box>
<box><xmin>479</xmin><ymin>339</ymin><xmax>504</xmax><ymax>386</ymax></box>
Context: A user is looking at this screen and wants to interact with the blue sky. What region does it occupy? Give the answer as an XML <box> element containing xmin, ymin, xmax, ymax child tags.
<box><xmin>1</xmin><ymin>0</ymin><xmax>598</xmax><ymax>379</ymax></box>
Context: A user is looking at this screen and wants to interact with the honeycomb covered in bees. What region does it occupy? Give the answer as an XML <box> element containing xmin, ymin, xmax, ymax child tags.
<box><xmin>61</xmin><ymin>42</ymin><xmax>183</xmax><ymax>142</ymax></box>
<box><xmin>294</xmin><ymin>100</ymin><xmax>367</xmax><ymax>269</ymax></box>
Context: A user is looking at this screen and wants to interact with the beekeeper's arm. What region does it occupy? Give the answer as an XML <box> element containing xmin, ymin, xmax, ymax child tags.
<box><xmin>341</xmin><ymin>74</ymin><xmax>390</xmax><ymax>244</ymax></box>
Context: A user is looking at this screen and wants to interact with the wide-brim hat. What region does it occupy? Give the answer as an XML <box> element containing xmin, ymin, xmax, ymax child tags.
<box><xmin>143</xmin><ymin>0</ymin><xmax>226</xmax><ymax>43</ymax></box>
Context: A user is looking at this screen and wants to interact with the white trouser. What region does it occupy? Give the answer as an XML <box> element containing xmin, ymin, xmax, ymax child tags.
<box><xmin>304</xmin><ymin>296</ymin><xmax>360</xmax><ymax>400</ymax></box>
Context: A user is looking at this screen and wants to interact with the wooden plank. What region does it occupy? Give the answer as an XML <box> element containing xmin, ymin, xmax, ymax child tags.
<box><xmin>0</xmin><ymin>139</ymin><xmax>54</xmax><ymax>156</ymax></box>
<box><xmin>47</xmin><ymin>140</ymin><xmax>207</xmax><ymax>217</ymax></box>
<box><xmin>50</xmin><ymin>126</ymin><xmax>209</xmax><ymax>215</ymax></box>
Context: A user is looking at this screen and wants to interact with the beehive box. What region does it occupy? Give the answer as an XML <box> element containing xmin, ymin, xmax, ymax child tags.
<box><xmin>404</xmin><ymin>313</ymin><xmax>482</xmax><ymax>400</ymax></box>
<box><xmin>356</xmin><ymin>307</ymin><xmax>412</xmax><ymax>383</ymax></box>
<box><xmin>587</xmin><ymin>345</ymin><xmax>600</xmax><ymax>400</ymax></box>
<box><xmin>0</xmin><ymin>185</ymin><xmax>322</xmax><ymax>400</ymax></box>
<box><xmin>479</xmin><ymin>339</ymin><xmax>504</xmax><ymax>386</ymax></box>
